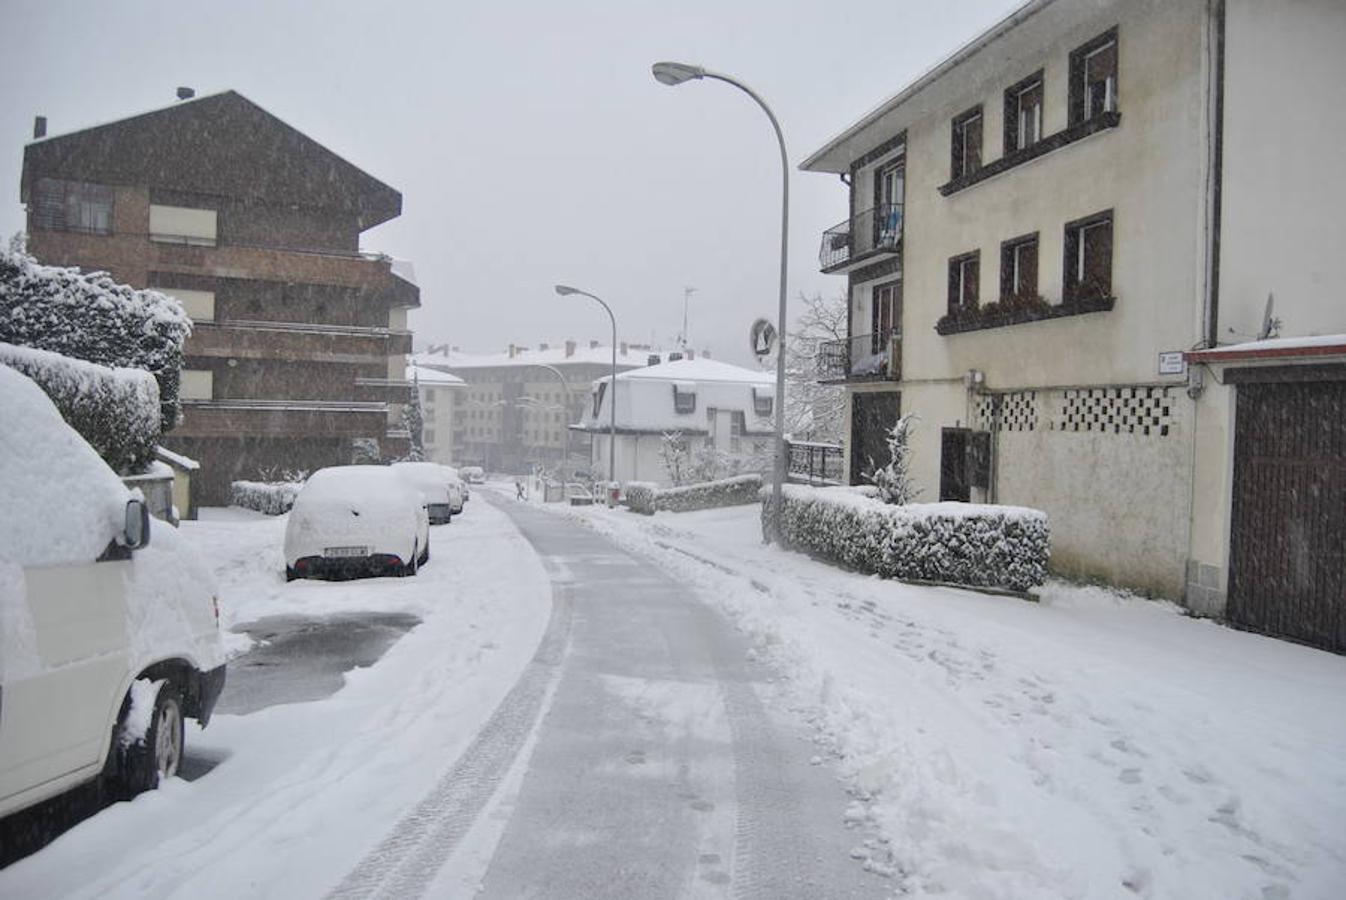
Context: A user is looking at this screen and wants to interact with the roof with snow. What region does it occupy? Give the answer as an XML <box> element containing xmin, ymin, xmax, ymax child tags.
<box><xmin>608</xmin><ymin>357</ymin><xmax>773</xmax><ymax>386</ymax></box>
<box><xmin>406</xmin><ymin>363</ymin><xmax>464</xmax><ymax>386</ymax></box>
<box><xmin>22</xmin><ymin>90</ymin><xmax>401</xmax><ymax>229</ymax></box>
<box><xmin>411</xmin><ymin>345</ymin><xmax>704</xmax><ymax>371</ymax></box>
<box><xmin>575</xmin><ymin>357</ymin><xmax>775</xmax><ymax>434</ymax></box>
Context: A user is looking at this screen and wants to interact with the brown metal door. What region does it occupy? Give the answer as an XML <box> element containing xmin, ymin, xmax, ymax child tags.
<box><xmin>1228</xmin><ymin>379</ymin><xmax>1345</xmax><ymax>652</ymax></box>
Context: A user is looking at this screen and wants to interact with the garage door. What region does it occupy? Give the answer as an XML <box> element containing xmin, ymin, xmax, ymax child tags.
<box><xmin>1227</xmin><ymin>375</ymin><xmax>1345</xmax><ymax>652</ymax></box>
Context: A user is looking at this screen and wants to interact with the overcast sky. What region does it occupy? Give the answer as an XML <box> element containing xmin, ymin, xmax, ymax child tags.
<box><xmin>1</xmin><ymin>0</ymin><xmax>1021</xmax><ymax>367</ymax></box>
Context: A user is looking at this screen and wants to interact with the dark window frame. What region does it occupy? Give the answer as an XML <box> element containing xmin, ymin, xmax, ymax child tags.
<box><xmin>672</xmin><ymin>383</ymin><xmax>697</xmax><ymax>414</ymax></box>
<box><xmin>31</xmin><ymin>177</ymin><xmax>114</xmax><ymax>235</ymax></box>
<box><xmin>999</xmin><ymin>231</ymin><xmax>1040</xmax><ymax>301</ymax></box>
<box><xmin>1003</xmin><ymin>70</ymin><xmax>1045</xmax><ymax>154</ymax></box>
<box><xmin>1062</xmin><ymin>209</ymin><xmax>1115</xmax><ymax>305</ymax></box>
<box><xmin>1070</xmin><ymin>27</ymin><xmax>1119</xmax><ymax>126</ymax></box>
<box><xmin>752</xmin><ymin>389</ymin><xmax>773</xmax><ymax>417</ymax></box>
<box><xmin>947</xmin><ymin>251</ymin><xmax>981</xmax><ymax>314</ymax></box>
<box><xmin>950</xmin><ymin>105</ymin><xmax>984</xmax><ymax>181</ymax></box>
<box><xmin>592</xmin><ymin>381</ymin><xmax>607</xmax><ymax>417</ymax></box>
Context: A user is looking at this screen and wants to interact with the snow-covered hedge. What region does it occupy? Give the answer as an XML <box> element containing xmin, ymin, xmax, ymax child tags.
<box><xmin>230</xmin><ymin>480</ymin><xmax>303</xmax><ymax>516</ymax></box>
<box><xmin>1</xmin><ymin>342</ymin><xmax>160</xmax><ymax>474</ymax></box>
<box><xmin>762</xmin><ymin>483</ymin><xmax>1049</xmax><ymax>592</ymax></box>
<box><xmin>0</xmin><ymin>247</ymin><xmax>191</xmax><ymax>434</ymax></box>
<box><xmin>627</xmin><ymin>474</ymin><xmax>763</xmax><ymax>515</ymax></box>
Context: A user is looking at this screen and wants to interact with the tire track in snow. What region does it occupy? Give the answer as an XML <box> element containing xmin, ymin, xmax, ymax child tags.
<box><xmin>327</xmin><ymin>581</ymin><xmax>573</xmax><ymax>900</ymax></box>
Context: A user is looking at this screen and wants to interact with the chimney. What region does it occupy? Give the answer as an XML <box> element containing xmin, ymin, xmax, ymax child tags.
<box><xmin>686</xmin><ymin>349</ymin><xmax>695</xmax><ymax>360</ymax></box>
<box><xmin>669</xmin><ymin>352</ymin><xmax>684</xmax><ymax>362</ymax></box>
<box><xmin>646</xmin><ymin>354</ymin><xmax>660</xmax><ymax>367</ymax></box>
<box><xmin>32</xmin><ymin>116</ymin><xmax>46</xmax><ymax>140</ymax></box>
<box><xmin>508</xmin><ymin>343</ymin><xmax>517</xmax><ymax>359</ymax></box>
<box><xmin>428</xmin><ymin>343</ymin><xmax>449</xmax><ymax>356</ymax></box>
<box><xmin>539</xmin><ymin>342</ymin><xmax>549</xmax><ymax>352</ymax></box>
<box><xmin>565</xmin><ymin>340</ymin><xmax>576</xmax><ymax>358</ymax></box>
<box><xmin>176</xmin><ymin>87</ymin><xmax>195</xmax><ymax>101</ymax></box>
<box><xmin>620</xmin><ymin>342</ymin><xmax>628</xmax><ymax>356</ymax></box>
<box><xmin>590</xmin><ymin>340</ymin><xmax>599</xmax><ymax>349</ymax></box>
<box><xmin>451</xmin><ymin>345</ymin><xmax>459</xmax><ymax>352</ymax></box>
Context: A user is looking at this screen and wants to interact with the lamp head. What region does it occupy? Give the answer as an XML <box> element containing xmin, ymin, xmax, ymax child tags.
<box><xmin>554</xmin><ymin>284</ymin><xmax>580</xmax><ymax>296</ymax></box>
<box><xmin>652</xmin><ymin>61</ymin><xmax>705</xmax><ymax>86</ymax></box>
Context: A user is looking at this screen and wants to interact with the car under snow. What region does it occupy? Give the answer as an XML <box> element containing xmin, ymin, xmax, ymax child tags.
<box><xmin>391</xmin><ymin>461</ymin><xmax>462</xmax><ymax>523</ymax></box>
<box><xmin>283</xmin><ymin>466</ymin><xmax>430</xmax><ymax>580</ymax></box>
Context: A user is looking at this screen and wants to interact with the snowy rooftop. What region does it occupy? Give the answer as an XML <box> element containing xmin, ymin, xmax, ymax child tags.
<box><xmin>1187</xmin><ymin>333</ymin><xmax>1346</xmax><ymax>362</ymax></box>
<box><xmin>411</xmin><ymin>345</ymin><xmax>705</xmax><ymax>371</ymax></box>
<box><xmin>406</xmin><ymin>364</ymin><xmax>464</xmax><ymax>386</ymax></box>
<box><xmin>608</xmin><ymin>357</ymin><xmax>772</xmax><ymax>386</ymax></box>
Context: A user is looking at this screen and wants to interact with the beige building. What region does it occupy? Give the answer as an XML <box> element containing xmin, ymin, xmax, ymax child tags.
<box><xmin>407</xmin><ymin>363</ymin><xmax>464</xmax><ymax>466</ymax></box>
<box><xmin>802</xmin><ymin>0</ymin><xmax>1345</xmax><ymax>650</ymax></box>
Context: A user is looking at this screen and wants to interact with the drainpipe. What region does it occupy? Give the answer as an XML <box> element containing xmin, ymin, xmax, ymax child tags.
<box><xmin>1203</xmin><ymin>0</ymin><xmax>1227</xmax><ymax>349</ymax></box>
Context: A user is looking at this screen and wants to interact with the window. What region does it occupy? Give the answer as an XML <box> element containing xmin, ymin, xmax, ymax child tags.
<box><xmin>179</xmin><ymin>369</ymin><xmax>213</xmax><ymax>400</ymax></box>
<box><xmin>1070</xmin><ymin>29</ymin><xmax>1118</xmax><ymax>125</ymax></box>
<box><xmin>31</xmin><ymin>178</ymin><xmax>113</xmax><ymax>234</ymax></box>
<box><xmin>872</xmin><ymin>279</ymin><xmax>902</xmax><ymax>352</ymax></box>
<box><xmin>592</xmin><ymin>381</ymin><xmax>607</xmax><ymax>417</ymax></box>
<box><xmin>423</xmin><ymin>428</ymin><xmax>436</xmax><ymax>445</ymax></box>
<box><xmin>947</xmin><ymin>251</ymin><xmax>980</xmax><ymax>313</ymax></box>
<box><xmin>1063</xmin><ymin>211</ymin><xmax>1114</xmax><ymax>303</ymax></box>
<box><xmin>950</xmin><ymin>106</ymin><xmax>983</xmax><ymax>180</ymax></box>
<box><xmin>873</xmin><ymin>160</ymin><xmax>904</xmax><ymax>248</ymax></box>
<box><xmin>753</xmin><ymin>388</ymin><xmax>773</xmax><ymax>417</ymax></box>
<box><xmin>1004</xmin><ymin>72</ymin><xmax>1044</xmax><ymax>153</ymax></box>
<box><xmin>158</xmin><ymin>287</ymin><xmax>215</xmax><ymax>322</ymax></box>
<box><xmin>149</xmin><ymin>204</ymin><xmax>218</xmax><ymax>246</ymax></box>
<box><xmin>730</xmin><ymin>411</ymin><xmax>745</xmax><ymax>453</ymax></box>
<box><xmin>706</xmin><ymin>407</ymin><xmax>718</xmax><ymax>449</ymax></box>
<box><xmin>999</xmin><ymin>233</ymin><xmax>1039</xmax><ymax>300</ymax></box>
<box><xmin>672</xmin><ymin>383</ymin><xmax>697</xmax><ymax>414</ymax></box>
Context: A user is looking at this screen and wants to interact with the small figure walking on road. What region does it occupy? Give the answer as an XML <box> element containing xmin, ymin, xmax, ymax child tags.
<box><xmin>515</xmin><ymin>479</ymin><xmax>526</xmax><ymax>501</ymax></box>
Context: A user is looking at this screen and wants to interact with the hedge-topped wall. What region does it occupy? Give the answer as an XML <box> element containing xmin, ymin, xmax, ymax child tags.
<box><xmin>627</xmin><ymin>474</ymin><xmax>763</xmax><ymax>515</ymax></box>
<box><xmin>230</xmin><ymin>480</ymin><xmax>305</xmax><ymax>516</ymax></box>
<box><xmin>762</xmin><ymin>483</ymin><xmax>1049</xmax><ymax>592</ymax></box>
<box><xmin>1</xmin><ymin>341</ymin><xmax>160</xmax><ymax>474</ymax></box>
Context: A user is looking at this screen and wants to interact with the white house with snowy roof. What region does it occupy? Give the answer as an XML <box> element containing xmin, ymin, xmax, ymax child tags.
<box><xmin>572</xmin><ymin>357</ymin><xmax>775</xmax><ymax>486</ymax></box>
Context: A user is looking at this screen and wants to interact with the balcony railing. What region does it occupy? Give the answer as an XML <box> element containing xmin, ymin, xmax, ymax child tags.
<box><xmin>816</xmin><ymin>330</ymin><xmax>901</xmax><ymax>382</ymax></box>
<box><xmin>818</xmin><ymin>203</ymin><xmax>903</xmax><ymax>272</ymax></box>
<box><xmin>786</xmin><ymin>440</ymin><xmax>844</xmax><ymax>485</ymax></box>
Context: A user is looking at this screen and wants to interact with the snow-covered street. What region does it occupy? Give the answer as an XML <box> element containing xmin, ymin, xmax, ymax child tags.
<box><xmin>2</xmin><ymin>489</ymin><xmax>1343</xmax><ymax>899</ymax></box>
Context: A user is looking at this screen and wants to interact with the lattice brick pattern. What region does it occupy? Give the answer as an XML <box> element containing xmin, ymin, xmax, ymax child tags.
<box><xmin>976</xmin><ymin>392</ymin><xmax>1039</xmax><ymax>432</ymax></box>
<box><xmin>1052</xmin><ymin>386</ymin><xmax>1176</xmax><ymax>436</ymax></box>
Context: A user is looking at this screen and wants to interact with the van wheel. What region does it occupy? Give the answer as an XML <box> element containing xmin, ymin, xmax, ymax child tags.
<box><xmin>111</xmin><ymin>680</ymin><xmax>185</xmax><ymax>799</ymax></box>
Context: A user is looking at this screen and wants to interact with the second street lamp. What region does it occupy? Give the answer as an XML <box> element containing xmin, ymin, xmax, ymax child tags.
<box><xmin>554</xmin><ymin>284</ymin><xmax>618</xmax><ymax>486</ymax></box>
<box><xmin>652</xmin><ymin>60</ymin><xmax>790</xmax><ymax>542</ymax></box>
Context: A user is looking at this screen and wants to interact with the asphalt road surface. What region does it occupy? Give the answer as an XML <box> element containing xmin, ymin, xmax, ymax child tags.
<box><xmin>331</xmin><ymin>497</ymin><xmax>889</xmax><ymax>899</ymax></box>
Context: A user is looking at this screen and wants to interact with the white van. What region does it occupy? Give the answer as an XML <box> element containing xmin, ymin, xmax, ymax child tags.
<box><xmin>0</xmin><ymin>366</ymin><xmax>227</xmax><ymax>818</ymax></box>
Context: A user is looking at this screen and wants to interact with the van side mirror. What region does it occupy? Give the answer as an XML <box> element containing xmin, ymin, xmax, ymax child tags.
<box><xmin>122</xmin><ymin>499</ymin><xmax>151</xmax><ymax>550</ymax></box>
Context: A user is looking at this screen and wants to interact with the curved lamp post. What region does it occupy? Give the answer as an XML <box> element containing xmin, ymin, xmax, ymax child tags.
<box><xmin>652</xmin><ymin>61</ymin><xmax>789</xmax><ymax>542</ymax></box>
<box><xmin>554</xmin><ymin>285</ymin><xmax>617</xmax><ymax>485</ymax></box>
<box><xmin>526</xmin><ymin>362</ymin><xmax>572</xmax><ymax>473</ymax></box>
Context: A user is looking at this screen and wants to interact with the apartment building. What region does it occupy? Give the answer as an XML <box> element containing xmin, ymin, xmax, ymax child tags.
<box><xmin>20</xmin><ymin>90</ymin><xmax>418</xmax><ymax>505</ymax></box>
<box><xmin>414</xmin><ymin>341</ymin><xmax>707</xmax><ymax>475</ymax></box>
<box><xmin>407</xmin><ymin>361</ymin><xmax>465</xmax><ymax>466</ymax></box>
<box><xmin>802</xmin><ymin>0</ymin><xmax>1345</xmax><ymax>649</ymax></box>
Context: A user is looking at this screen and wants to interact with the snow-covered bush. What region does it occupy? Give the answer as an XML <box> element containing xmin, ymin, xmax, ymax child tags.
<box><xmin>864</xmin><ymin>412</ymin><xmax>919</xmax><ymax>504</ymax></box>
<box><xmin>1</xmin><ymin>341</ymin><xmax>160</xmax><ymax>474</ymax></box>
<box><xmin>624</xmin><ymin>481</ymin><xmax>659</xmax><ymax>515</ymax></box>
<box><xmin>626</xmin><ymin>474</ymin><xmax>763</xmax><ymax>516</ymax></box>
<box><xmin>230</xmin><ymin>480</ymin><xmax>304</xmax><ymax>516</ymax></box>
<box><xmin>762</xmin><ymin>483</ymin><xmax>1049</xmax><ymax>592</ymax></box>
<box><xmin>0</xmin><ymin>246</ymin><xmax>191</xmax><ymax>434</ymax></box>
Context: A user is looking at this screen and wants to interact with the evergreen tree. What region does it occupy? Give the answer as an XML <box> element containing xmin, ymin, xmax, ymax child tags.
<box><xmin>403</xmin><ymin>375</ymin><xmax>426</xmax><ymax>462</ymax></box>
<box><xmin>865</xmin><ymin>412</ymin><xmax>920</xmax><ymax>505</ymax></box>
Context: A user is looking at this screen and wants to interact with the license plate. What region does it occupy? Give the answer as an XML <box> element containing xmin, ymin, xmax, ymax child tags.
<box><xmin>324</xmin><ymin>546</ymin><xmax>369</xmax><ymax>558</ymax></box>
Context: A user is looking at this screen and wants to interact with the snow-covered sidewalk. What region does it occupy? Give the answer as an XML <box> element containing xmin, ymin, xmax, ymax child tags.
<box><xmin>525</xmin><ymin>495</ymin><xmax>1346</xmax><ymax>899</ymax></box>
<box><xmin>0</xmin><ymin>500</ymin><xmax>554</xmax><ymax>899</ymax></box>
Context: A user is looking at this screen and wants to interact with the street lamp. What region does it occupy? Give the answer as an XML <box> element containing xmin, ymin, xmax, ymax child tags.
<box><xmin>652</xmin><ymin>61</ymin><xmax>790</xmax><ymax>542</ymax></box>
<box><xmin>525</xmin><ymin>362</ymin><xmax>572</xmax><ymax>476</ymax></box>
<box><xmin>554</xmin><ymin>284</ymin><xmax>618</xmax><ymax>485</ymax></box>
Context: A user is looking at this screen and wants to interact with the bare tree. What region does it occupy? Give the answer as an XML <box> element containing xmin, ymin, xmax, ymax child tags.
<box><xmin>785</xmin><ymin>291</ymin><xmax>847</xmax><ymax>443</ymax></box>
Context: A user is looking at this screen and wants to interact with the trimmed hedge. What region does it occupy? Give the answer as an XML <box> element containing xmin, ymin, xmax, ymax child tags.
<box><xmin>762</xmin><ymin>483</ymin><xmax>1049</xmax><ymax>592</ymax></box>
<box><xmin>0</xmin><ymin>246</ymin><xmax>191</xmax><ymax>433</ymax></box>
<box><xmin>627</xmin><ymin>474</ymin><xmax>763</xmax><ymax>515</ymax></box>
<box><xmin>230</xmin><ymin>480</ymin><xmax>303</xmax><ymax>515</ymax></box>
<box><xmin>1</xmin><ymin>342</ymin><xmax>160</xmax><ymax>474</ymax></box>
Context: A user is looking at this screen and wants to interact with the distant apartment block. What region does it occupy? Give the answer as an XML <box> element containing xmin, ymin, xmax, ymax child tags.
<box><xmin>20</xmin><ymin>90</ymin><xmax>418</xmax><ymax>505</ymax></box>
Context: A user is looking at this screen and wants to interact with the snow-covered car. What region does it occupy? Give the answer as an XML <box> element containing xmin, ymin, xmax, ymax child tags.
<box><xmin>283</xmin><ymin>466</ymin><xmax>430</xmax><ymax>579</ymax></box>
<box><xmin>391</xmin><ymin>461</ymin><xmax>456</xmax><ymax>524</ymax></box>
<box><xmin>0</xmin><ymin>366</ymin><xmax>227</xmax><ymax>819</ymax></box>
<box><xmin>460</xmin><ymin>465</ymin><xmax>485</xmax><ymax>485</ymax></box>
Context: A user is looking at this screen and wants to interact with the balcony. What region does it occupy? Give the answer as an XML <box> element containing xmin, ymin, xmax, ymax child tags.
<box><xmin>816</xmin><ymin>330</ymin><xmax>902</xmax><ymax>384</ymax></box>
<box><xmin>176</xmin><ymin>399</ymin><xmax>389</xmax><ymax>439</ymax></box>
<box><xmin>188</xmin><ymin>321</ymin><xmax>412</xmax><ymax>364</ymax></box>
<box><xmin>786</xmin><ymin>440</ymin><xmax>844</xmax><ymax>485</ymax></box>
<box><xmin>818</xmin><ymin>203</ymin><xmax>903</xmax><ymax>274</ymax></box>
<box><xmin>354</xmin><ymin>377</ymin><xmax>414</xmax><ymax>404</ymax></box>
